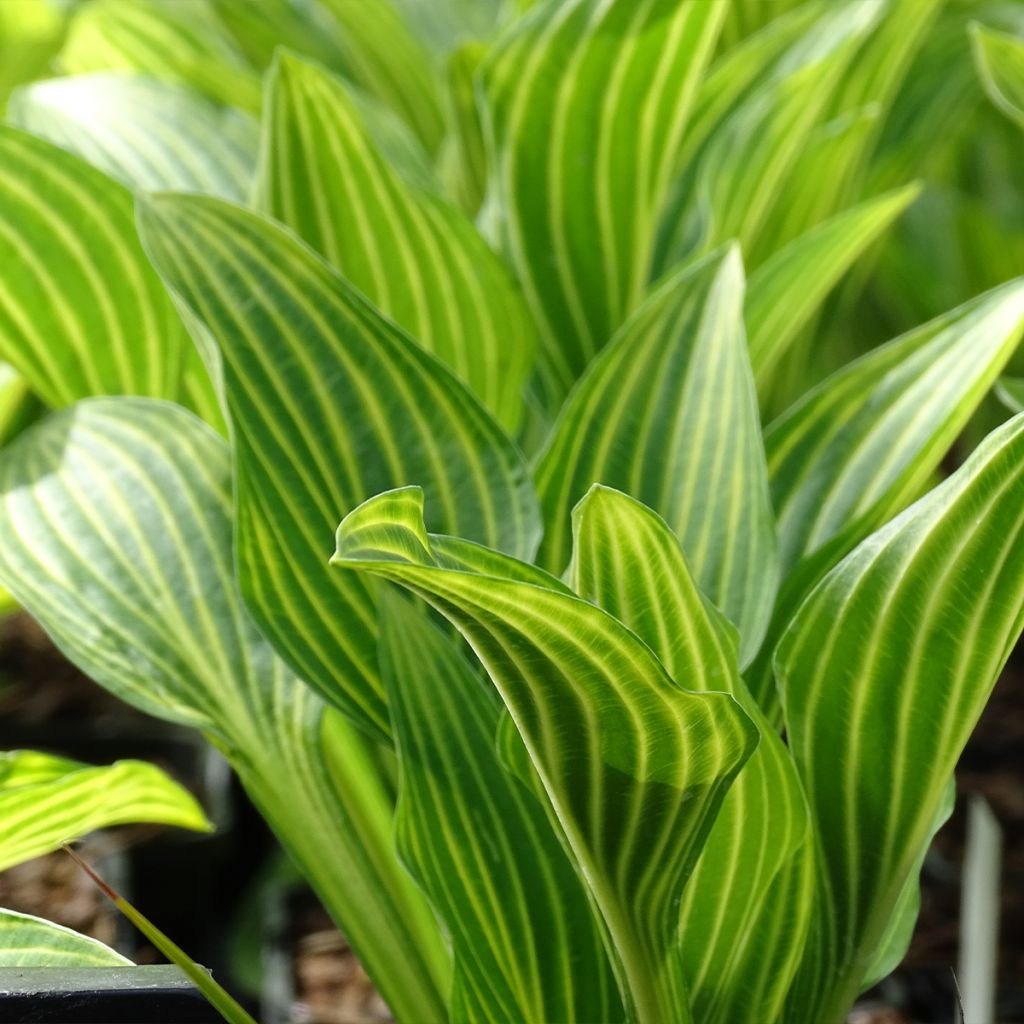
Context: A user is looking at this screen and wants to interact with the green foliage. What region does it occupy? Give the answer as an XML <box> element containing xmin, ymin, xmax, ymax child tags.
<box><xmin>0</xmin><ymin>1</ymin><xmax>1023</xmax><ymax>1022</ymax></box>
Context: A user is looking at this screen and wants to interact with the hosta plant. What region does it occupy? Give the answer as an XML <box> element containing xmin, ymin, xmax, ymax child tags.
<box><xmin>0</xmin><ymin>1</ymin><xmax>1023</xmax><ymax>1022</ymax></box>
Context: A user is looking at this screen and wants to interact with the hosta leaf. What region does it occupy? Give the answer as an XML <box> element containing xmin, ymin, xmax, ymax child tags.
<box><xmin>0</xmin><ymin>910</ymin><xmax>129</xmax><ymax>967</ymax></box>
<box><xmin>997</xmin><ymin>375</ymin><xmax>1024</xmax><ymax>414</ymax></box>
<box><xmin>535</xmin><ymin>247</ymin><xmax>777</xmax><ymax>664</ymax></box>
<box><xmin>10</xmin><ymin>73</ymin><xmax>258</xmax><ymax>200</ymax></box>
<box><xmin>0</xmin><ymin>363</ymin><xmax>41</xmax><ymax>448</ymax></box>
<box><xmin>258</xmin><ymin>52</ymin><xmax>534</xmax><ymax>432</ymax></box>
<box><xmin>665</xmin><ymin>1</ymin><xmax>883</xmax><ymax>269</ymax></box>
<box><xmin>138</xmin><ymin>193</ymin><xmax>540</xmax><ymax>742</ymax></box>
<box><xmin>210</xmin><ymin>0</ymin><xmax>349</xmax><ymax>72</ymax></box>
<box><xmin>0</xmin><ymin>126</ymin><xmax>217</xmax><ymax>421</ymax></box>
<box><xmin>568</xmin><ymin>487</ymin><xmax>811</xmax><ymax>1024</ymax></box>
<box><xmin>0</xmin><ymin>750</ymin><xmax>210</xmax><ymax>872</ymax></box>
<box><xmin>0</xmin><ymin>400</ymin><xmax>449</xmax><ymax>1022</ymax></box>
<box><xmin>439</xmin><ymin>42</ymin><xmax>489</xmax><ymax>217</ymax></box>
<box><xmin>746</xmin><ymin>281</ymin><xmax>1024</xmax><ymax>714</ymax></box>
<box><xmin>59</xmin><ymin>0</ymin><xmax>261</xmax><ymax>112</ymax></box>
<box><xmin>380</xmin><ymin>595</ymin><xmax>622</xmax><ymax>1024</ymax></box>
<box><xmin>390</xmin><ymin>0</ymin><xmax>506</xmax><ymax>56</ymax></box>
<box><xmin>481</xmin><ymin>0</ymin><xmax>725</xmax><ymax>397</ymax></box>
<box><xmin>316</xmin><ymin>0</ymin><xmax>445</xmax><ymax>154</ymax></box>
<box><xmin>769</xmin><ymin>280</ymin><xmax>1024</xmax><ymax>572</ymax></box>
<box><xmin>972</xmin><ymin>22</ymin><xmax>1024</xmax><ymax>127</ymax></box>
<box><xmin>777</xmin><ymin>413</ymin><xmax>1024</xmax><ymax>1021</ymax></box>
<box><xmin>746</xmin><ymin>183</ymin><xmax>921</xmax><ymax>387</ymax></box>
<box><xmin>334</xmin><ymin>486</ymin><xmax>758</xmax><ymax>1024</ymax></box>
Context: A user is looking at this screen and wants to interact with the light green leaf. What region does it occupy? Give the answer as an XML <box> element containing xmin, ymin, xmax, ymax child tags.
<box><xmin>997</xmin><ymin>375</ymin><xmax>1024</xmax><ymax>414</ymax></box>
<box><xmin>0</xmin><ymin>910</ymin><xmax>130</xmax><ymax>968</ymax></box>
<box><xmin>210</xmin><ymin>0</ymin><xmax>349</xmax><ymax>72</ymax></box>
<box><xmin>481</xmin><ymin>0</ymin><xmax>726</xmax><ymax>397</ymax></box>
<box><xmin>390</xmin><ymin>0</ymin><xmax>507</xmax><ymax>56</ymax></box>
<box><xmin>138</xmin><ymin>192</ymin><xmax>540</xmax><ymax>742</ymax></box>
<box><xmin>971</xmin><ymin>21</ymin><xmax>1024</xmax><ymax>127</ymax></box>
<box><xmin>0</xmin><ymin>126</ymin><xmax>217</xmax><ymax>421</ymax></box>
<box><xmin>10</xmin><ymin>72</ymin><xmax>258</xmax><ymax>200</ymax></box>
<box><xmin>746</xmin><ymin>183</ymin><xmax>921</xmax><ymax>388</ymax></box>
<box><xmin>860</xmin><ymin>779</ymin><xmax>955</xmax><ymax>991</ymax></box>
<box><xmin>535</xmin><ymin>247</ymin><xmax>777</xmax><ymax>664</ymax></box>
<box><xmin>0</xmin><ymin>362</ymin><xmax>41</xmax><ymax>448</ymax></box>
<box><xmin>258</xmin><ymin>52</ymin><xmax>534</xmax><ymax>432</ymax></box>
<box><xmin>380</xmin><ymin>594</ymin><xmax>623</xmax><ymax>1024</ymax></box>
<box><xmin>0</xmin><ymin>750</ymin><xmax>210</xmax><ymax>872</ymax></box>
<box><xmin>665</xmin><ymin>1</ymin><xmax>884</xmax><ymax>269</ymax></box>
<box><xmin>316</xmin><ymin>0</ymin><xmax>446</xmax><ymax>154</ymax></box>
<box><xmin>439</xmin><ymin>42</ymin><xmax>489</xmax><ymax>217</ymax></box>
<box><xmin>777</xmin><ymin>412</ymin><xmax>1024</xmax><ymax>1021</ymax></box>
<box><xmin>768</xmin><ymin>280</ymin><xmax>1024</xmax><ymax>574</ymax></box>
<box><xmin>568</xmin><ymin>486</ymin><xmax>811</xmax><ymax>1024</ymax></box>
<box><xmin>744</xmin><ymin>281</ymin><xmax>1024</xmax><ymax>715</ymax></box>
<box><xmin>59</xmin><ymin>0</ymin><xmax>261</xmax><ymax>112</ymax></box>
<box><xmin>0</xmin><ymin>399</ymin><xmax>449</xmax><ymax>1022</ymax></box>
<box><xmin>334</xmin><ymin>486</ymin><xmax>759</xmax><ymax>1024</ymax></box>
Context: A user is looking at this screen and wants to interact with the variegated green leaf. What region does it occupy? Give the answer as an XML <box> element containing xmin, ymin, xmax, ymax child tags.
<box><xmin>568</xmin><ymin>486</ymin><xmax>811</xmax><ymax>1024</ymax></box>
<box><xmin>10</xmin><ymin>73</ymin><xmax>258</xmax><ymax>200</ymax></box>
<box><xmin>380</xmin><ymin>594</ymin><xmax>623</xmax><ymax>1024</ymax></box>
<box><xmin>972</xmin><ymin>21</ymin><xmax>1024</xmax><ymax>127</ymax></box>
<box><xmin>258</xmin><ymin>52</ymin><xmax>534</xmax><ymax>432</ymax></box>
<box><xmin>59</xmin><ymin>0</ymin><xmax>261</xmax><ymax>112</ymax></box>
<box><xmin>746</xmin><ymin>183</ymin><xmax>921</xmax><ymax>388</ymax></box>
<box><xmin>0</xmin><ymin>400</ymin><xmax>449</xmax><ymax>1022</ymax></box>
<box><xmin>0</xmin><ymin>362</ymin><xmax>41</xmax><ymax>448</ymax></box>
<box><xmin>334</xmin><ymin>486</ymin><xmax>758</xmax><ymax>1024</ymax></box>
<box><xmin>0</xmin><ymin>750</ymin><xmax>210</xmax><ymax>872</ymax></box>
<box><xmin>663</xmin><ymin>1</ymin><xmax>883</xmax><ymax>270</ymax></box>
<box><xmin>481</xmin><ymin>0</ymin><xmax>725</xmax><ymax>397</ymax></box>
<box><xmin>439</xmin><ymin>42</ymin><xmax>489</xmax><ymax>217</ymax></box>
<box><xmin>535</xmin><ymin>247</ymin><xmax>776</xmax><ymax>664</ymax></box>
<box><xmin>0</xmin><ymin>910</ymin><xmax>130</xmax><ymax>968</ymax></box>
<box><xmin>747</xmin><ymin>280</ymin><xmax>1024</xmax><ymax>713</ymax></box>
<box><xmin>316</xmin><ymin>0</ymin><xmax>445</xmax><ymax>154</ymax></box>
<box><xmin>138</xmin><ymin>192</ymin><xmax>540</xmax><ymax>742</ymax></box>
<box><xmin>997</xmin><ymin>375</ymin><xmax>1024</xmax><ymax>414</ymax></box>
<box><xmin>778</xmin><ymin>412</ymin><xmax>1024</xmax><ymax>1022</ymax></box>
<box><xmin>0</xmin><ymin>126</ymin><xmax>217</xmax><ymax>422</ymax></box>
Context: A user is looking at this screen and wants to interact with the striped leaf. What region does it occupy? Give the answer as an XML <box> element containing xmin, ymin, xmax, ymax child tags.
<box><xmin>480</xmin><ymin>0</ymin><xmax>725</xmax><ymax>397</ymax></box>
<box><xmin>746</xmin><ymin>183</ymin><xmax>921</xmax><ymax>388</ymax></box>
<box><xmin>997</xmin><ymin>375</ymin><xmax>1024</xmax><ymax>414</ymax></box>
<box><xmin>210</xmin><ymin>0</ymin><xmax>349</xmax><ymax>72</ymax></box>
<box><xmin>0</xmin><ymin>750</ymin><xmax>210</xmax><ymax>872</ymax></box>
<box><xmin>0</xmin><ymin>126</ymin><xmax>217</xmax><ymax>421</ymax></box>
<box><xmin>316</xmin><ymin>0</ymin><xmax>446</xmax><ymax>155</ymax></box>
<box><xmin>138</xmin><ymin>193</ymin><xmax>539</xmax><ymax>741</ymax></box>
<box><xmin>535</xmin><ymin>247</ymin><xmax>777</xmax><ymax>664</ymax></box>
<box><xmin>0</xmin><ymin>363</ymin><xmax>41</xmax><ymax>448</ymax></box>
<box><xmin>664</xmin><ymin>1</ymin><xmax>883</xmax><ymax>270</ymax></box>
<box><xmin>568</xmin><ymin>486</ymin><xmax>812</xmax><ymax>1024</ymax></box>
<box><xmin>768</xmin><ymin>280</ymin><xmax>1024</xmax><ymax>574</ymax></box>
<box><xmin>59</xmin><ymin>0</ymin><xmax>261</xmax><ymax>112</ymax></box>
<box><xmin>334</xmin><ymin>486</ymin><xmax>758</xmax><ymax>1024</ymax></box>
<box><xmin>0</xmin><ymin>910</ymin><xmax>129</xmax><ymax>968</ymax></box>
<box><xmin>972</xmin><ymin>22</ymin><xmax>1024</xmax><ymax>127</ymax></box>
<box><xmin>10</xmin><ymin>73</ymin><xmax>258</xmax><ymax>200</ymax></box>
<box><xmin>777</xmin><ymin>412</ymin><xmax>1024</xmax><ymax>1022</ymax></box>
<box><xmin>380</xmin><ymin>594</ymin><xmax>623</xmax><ymax>1024</ymax></box>
<box><xmin>746</xmin><ymin>280</ymin><xmax>1024</xmax><ymax>713</ymax></box>
<box><xmin>258</xmin><ymin>52</ymin><xmax>534</xmax><ymax>432</ymax></box>
<box><xmin>0</xmin><ymin>399</ymin><xmax>449</xmax><ymax>1022</ymax></box>
<box><xmin>440</xmin><ymin>42</ymin><xmax>490</xmax><ymax>217</ymax></box>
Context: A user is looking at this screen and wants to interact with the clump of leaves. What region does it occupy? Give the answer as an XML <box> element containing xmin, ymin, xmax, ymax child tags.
<box><xmin>0</xmin><ymin>2</ymin><xmax>1022</xmax><ymax>1022</ymax></box>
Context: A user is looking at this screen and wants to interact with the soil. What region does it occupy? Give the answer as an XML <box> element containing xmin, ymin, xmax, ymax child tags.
<box><xmin>287</xmin><ymin>894</ymin><xmax>392</xmax><ymax>1024</ymax></box>
<box><xmin>0</xmin><ymin>835</ymin><xmax>126</xmax><ymax>951</ymax></box>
